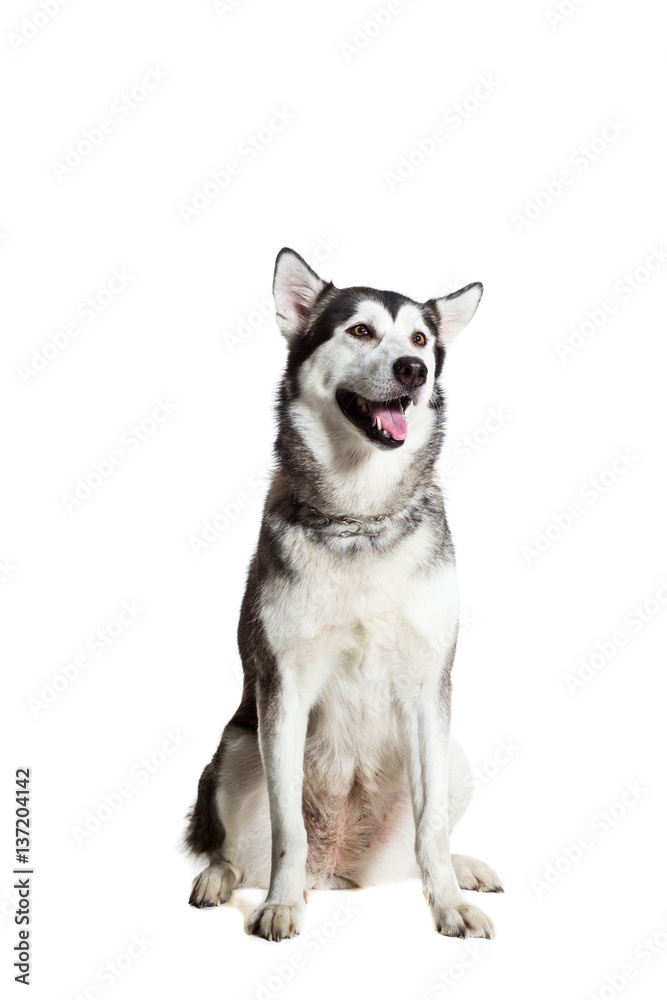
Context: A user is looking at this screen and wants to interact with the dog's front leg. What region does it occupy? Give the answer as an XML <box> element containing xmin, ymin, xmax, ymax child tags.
<box><xmin>400</xmin><ymin>671</ymin><xmax>495</xmax><ymax>939</ymax></box>
<box><xmin>248</xmin><ymin>669</ymin><xmax>309</xmax><ymax>941</ymax></box>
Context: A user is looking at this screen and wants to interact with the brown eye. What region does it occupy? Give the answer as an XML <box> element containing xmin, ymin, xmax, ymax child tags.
<box><xmin>352</xmin><ymin>324</ymin><xmax>370</xmax><ymax>337</ymax></box>
<box><xmin>413</xmin><ymin>332</ymin><xmax>426</xmax><ymax>346</ymax></box>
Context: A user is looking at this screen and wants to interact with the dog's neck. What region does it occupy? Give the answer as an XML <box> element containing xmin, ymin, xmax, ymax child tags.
<box><xmin>274</xmin><ymin>409</ymin><xmax>443</xmax><ymax>521</ymax></box>
<box><xmin>291</xmin><ymin>499</ymin><xmax>393</xmax><ymax>538</ymax></box>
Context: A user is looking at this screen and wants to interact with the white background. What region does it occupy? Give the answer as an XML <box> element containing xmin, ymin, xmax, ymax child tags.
<box><xmin>2</xmin><ymin>1</ymin><xmax>666</xmax><ymax>998</ymax></box>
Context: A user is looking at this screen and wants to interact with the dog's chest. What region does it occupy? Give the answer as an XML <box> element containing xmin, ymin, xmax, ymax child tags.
<box><xmin>261</xmin><ymin>520</ymin><xmax>458</xmax><ymax>664</ymax></box>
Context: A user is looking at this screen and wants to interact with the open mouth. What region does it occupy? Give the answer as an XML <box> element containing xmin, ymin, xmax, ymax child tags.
<box><xmin>336</xmin><ymin>389</ymin><xmax>411</xmax><ymax>449</ymax></box>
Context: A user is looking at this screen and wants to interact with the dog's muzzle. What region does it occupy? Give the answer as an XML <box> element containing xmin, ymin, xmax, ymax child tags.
<box><xmin>335</xmin><ymin>389</ymin><xmax>413</xmax><ymax>449</ymax></box>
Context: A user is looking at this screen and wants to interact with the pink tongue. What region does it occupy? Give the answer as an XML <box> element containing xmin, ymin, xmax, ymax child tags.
<box><xmin>369</xmin><ymin>400</ymin><xmax>408</xmax><ymax>440</ymax></box>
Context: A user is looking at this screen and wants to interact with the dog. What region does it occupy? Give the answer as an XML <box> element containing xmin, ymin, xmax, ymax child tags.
<box><xmin>185</xmin><ymin>248</ymin><xmax>503</xmax><ymax>941</ymax></box>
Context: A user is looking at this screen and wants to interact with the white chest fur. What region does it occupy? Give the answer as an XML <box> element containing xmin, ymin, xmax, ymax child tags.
<box><xmin>259</xmin><ymin>519</ymin><xmax>460</xmax><ymax>706</ymax></box>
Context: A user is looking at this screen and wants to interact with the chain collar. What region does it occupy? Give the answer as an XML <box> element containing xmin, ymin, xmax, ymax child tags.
<box><xmin>297</xmin><ymin>501</ymin><xmax>391</xmax><ymax>538</ymax></box>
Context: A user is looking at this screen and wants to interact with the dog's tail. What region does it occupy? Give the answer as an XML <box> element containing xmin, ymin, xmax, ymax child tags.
<box><xmin>183</xmin><ymin>756</ymin><xmax>226</xmax><ymax>858</ymax></box>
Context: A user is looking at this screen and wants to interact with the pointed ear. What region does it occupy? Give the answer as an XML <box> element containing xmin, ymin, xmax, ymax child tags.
<box><xmin>430</xmin><ymin>282</ymin><xmax>483</xmax><ymax>347</ymax></box>
<box><xmin>273</xmin><ymin>248</ymin><xmax>329</xmax><ymax>345</ymax></box>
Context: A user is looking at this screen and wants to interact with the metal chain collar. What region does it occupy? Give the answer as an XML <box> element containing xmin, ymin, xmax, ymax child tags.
<box><xmin>305</xmin><ymin>505</ymin><xmax>391</xmax><ymax>538</ymax></box>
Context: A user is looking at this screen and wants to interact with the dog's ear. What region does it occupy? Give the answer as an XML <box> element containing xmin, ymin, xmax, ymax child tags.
<box><xmin>429</xmin><ymin>282</ymin><xmax>483</xmax><ymax>347</ymax></box>
<box><xmin>273</xmin><ymin>248</ymin><xmax>329</xmax><ymax>345</ymax></box>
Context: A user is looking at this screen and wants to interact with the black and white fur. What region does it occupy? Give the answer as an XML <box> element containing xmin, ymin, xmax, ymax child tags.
<box><xmin>185</xmin><ymin>249</ymin><xmax>502</xmax><ymax>941</ymax></box>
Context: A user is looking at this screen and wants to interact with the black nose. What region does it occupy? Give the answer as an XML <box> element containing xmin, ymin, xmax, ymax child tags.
<box><xmin>393</xmin><ymin>356</ymin><xmax>427</xmax><ymax>388</ymax></box>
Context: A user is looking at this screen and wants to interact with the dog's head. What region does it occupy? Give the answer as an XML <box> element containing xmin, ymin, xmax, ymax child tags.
<box><xmin>274</xmin><ymin>248</ymin><xmax>483</xmax><ymax>455</ymax></box>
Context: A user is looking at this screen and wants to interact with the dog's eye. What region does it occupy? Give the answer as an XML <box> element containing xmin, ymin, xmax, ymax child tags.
<box><xmin>412</xmin><ymin>332</ymin><xmax>426</xmax><ymax>346</ymax></box>
<box><xmin>351</xmin><ymin>324</ymin><xmax>371</xmax><ymax>337</ymax></box>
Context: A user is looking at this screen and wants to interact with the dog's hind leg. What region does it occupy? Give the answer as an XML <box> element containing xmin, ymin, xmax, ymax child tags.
<box><xmin>451</xmin><ymin>854</ymin><xmax>504</xmax><ymax>893</ymax></box>
<box><xmin>354</xmin><ymin>738</ymin><xmax>485</xmax><ymax>886</ymax></box>
<box><xmin>186</xmin><ymin>737</ymin><xmax>238</xmax><ymax>908</ymax></box>
<box><xmin>189</xmin><ymin>852</ymin><xmax>240</xmax><ymax>907</ymax></box>
<box><xmin>448</xmin><ymin>740</ymin><xmax>504</xmax><ymax>893</ymax></box>
<box><xmin>187</xmin><ymin>722</ymin><xmax>271</xmax><ymax>906</ymax></box>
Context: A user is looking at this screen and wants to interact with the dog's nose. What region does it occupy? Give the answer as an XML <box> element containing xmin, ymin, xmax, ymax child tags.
<box><xmin>393</xmin><ymin>356</ymin><xmax>427</xmax><ymax>388</ymax></box>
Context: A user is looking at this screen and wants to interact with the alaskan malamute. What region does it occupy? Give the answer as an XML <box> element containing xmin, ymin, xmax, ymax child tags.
<box><xmin>186</xmin><ymin>249</ymin><xmax>502</xmax><ymax>940</ymax></box>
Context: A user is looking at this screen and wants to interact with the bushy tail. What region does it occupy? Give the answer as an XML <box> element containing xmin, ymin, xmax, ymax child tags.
<box><xmin>184</xmin><ymin>759</ymin><xmax>225</xmax><ymax>857</ymax></box>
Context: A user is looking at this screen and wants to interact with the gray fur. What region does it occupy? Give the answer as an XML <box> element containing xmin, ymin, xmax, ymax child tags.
<box><xmin>185</xmin><ymin>249</ymin><xmax>501</xmax><ymax>940</ymax></box>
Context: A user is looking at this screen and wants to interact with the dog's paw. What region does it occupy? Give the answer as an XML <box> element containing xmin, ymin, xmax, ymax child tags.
<box><xmin>432</xmin><ymin>902</ymin><xmax>495</xmax><ymax>939</ymax></box>
<box><xmin>189</xmin><ymin>863</ymin><xmax>237</xmax><ymax>908</ymax></box>
<box><xmin>247</xmin><ymin>900</ymin><xmax>305</xmax><ymax>942</ymax></box>
<box><xmin>452</xmin><ymin>854</ymin><xmax>504</xmax><ymax>893</ymax></box>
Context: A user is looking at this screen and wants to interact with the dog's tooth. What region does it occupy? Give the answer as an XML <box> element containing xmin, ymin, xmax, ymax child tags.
<box><xmin>376</xmin><ymin>417</ymin><xmax>382</xmax><ymax>430</ymax></box>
